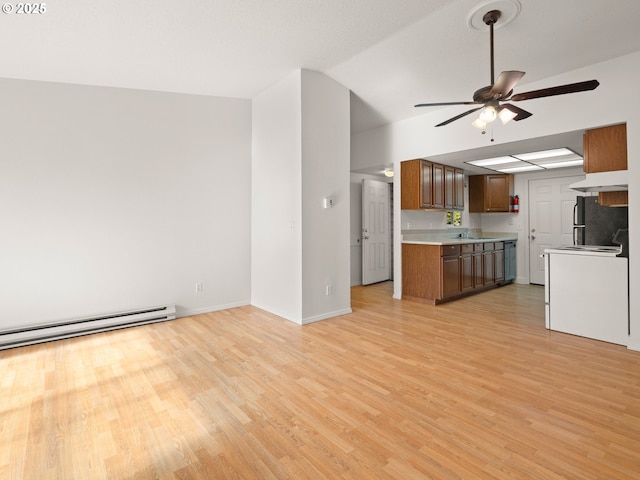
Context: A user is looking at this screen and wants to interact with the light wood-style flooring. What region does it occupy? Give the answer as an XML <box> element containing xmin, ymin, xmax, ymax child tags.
<box><xmin>2</xmin><ymin>283</ymin><xmax>640</xmax><ymax>479</ymax></box>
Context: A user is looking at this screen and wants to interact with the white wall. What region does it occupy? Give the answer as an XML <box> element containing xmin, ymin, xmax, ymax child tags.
<box><xmin>251</xmin><ymin>71</ymin><xmax>303</xmax><ymax>322</ymax></box>
<box><xmin>301</xmin><ymin>70</ymin><xmax>351</xmax><ymax>322</ymax></box>
<box><xmin>252</xmin><ymin>69</ymin><xmax>351</xmax><ymax>324</ymax></box>
<box><xmin>352</xmin><ymin>51</ymin><xmax>640</xmax><ymax>350</ymax></box>
<box><xmin>0</xmin><ymin>78</ymin><xmax>252</xmax><ymax>327</ymax></box>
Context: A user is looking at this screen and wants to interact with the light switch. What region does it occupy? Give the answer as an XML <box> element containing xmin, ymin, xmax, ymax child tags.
<box><xmin>323</xmin><ymin>197</ymin><xmax>334</xmax><ymax>208</ymax></box>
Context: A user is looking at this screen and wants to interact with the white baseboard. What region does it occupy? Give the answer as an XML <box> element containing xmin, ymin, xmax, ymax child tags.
<box><xmin>302</xmin><ymin>308</ymin><xmax>352</xmax><ymax>325</ymax></box>
<box><xmin>176</xmin><ymin>300</ymin><xmax>250</xmax><ymax>318</ymax></box>
<box><xmin>627</xmin><ymin>342</ymin><xmax>640</xmax><ymax>352</ymax></box>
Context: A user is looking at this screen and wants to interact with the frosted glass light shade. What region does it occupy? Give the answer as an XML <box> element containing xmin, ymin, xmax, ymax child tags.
<box><xmin>478</xmin><ymin>106</ymin><xmax>497</xmax><ymax>123</ymax></box>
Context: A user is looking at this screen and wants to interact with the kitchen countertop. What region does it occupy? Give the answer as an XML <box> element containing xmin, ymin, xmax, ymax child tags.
<box><xmin>402</xmin><ymin>232</ymin><xmax>518</xmax><ymax>246</ymax></box>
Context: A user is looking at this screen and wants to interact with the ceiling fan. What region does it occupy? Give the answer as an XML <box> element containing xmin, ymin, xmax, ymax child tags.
<box><xmin>414</xmin><ymin>10</ymin><xmax>600</xmax><ymax>132</ymax></box>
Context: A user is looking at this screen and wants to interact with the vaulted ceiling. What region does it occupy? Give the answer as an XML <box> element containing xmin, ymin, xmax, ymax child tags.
<box><xmin>2</xmin><ymin>0</ymin><xmax>639</xmax><ymax>135</ymax></box>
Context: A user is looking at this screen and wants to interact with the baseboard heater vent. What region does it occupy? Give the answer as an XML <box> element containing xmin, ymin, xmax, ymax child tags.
<box><xmin>0</xmin><ymin>305</ymin><xmax>176</xmax><ymax>350</ymax></box>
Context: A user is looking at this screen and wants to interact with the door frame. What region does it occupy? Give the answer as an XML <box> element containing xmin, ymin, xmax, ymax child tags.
<box><xmin>362</xmin><ymin>179</ymin><xmax>393</xmax><ymax>285</ymax></box>
<box><xmin>527</xmin><ymin>174</ymin><xmax>585</xmax><ymax>285</ymax></box>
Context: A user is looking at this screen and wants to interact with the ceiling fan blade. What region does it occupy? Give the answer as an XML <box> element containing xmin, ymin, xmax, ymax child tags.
<box><xmin>510</xmin><ymin>80</ymin><xmax>600</xmax><ymax>102</ymax></box>
<box><xmin>489</xmin><ymin>71</ymin><xmax>525</xmax><ymax>99</ymax></box>
<box><xmin>500</xmin><ymin>103</ymin><xmax>532</xmax><ymax>121</ymax></box>
<box><xmin>435</xmin><ymin>107</ymin><xmax>483</xmax><ymax>127</ymax></box>
<box><xmin>415</xmin><ymin>101</ymin><xmax>477</xmax><ymax>107</ymax></box>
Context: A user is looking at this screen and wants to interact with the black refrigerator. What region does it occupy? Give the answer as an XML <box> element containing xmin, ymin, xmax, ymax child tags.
<box><xmin>573</xmin><ymin>196</ymin><xmax>628</xmax><ymax>245</ymax></box>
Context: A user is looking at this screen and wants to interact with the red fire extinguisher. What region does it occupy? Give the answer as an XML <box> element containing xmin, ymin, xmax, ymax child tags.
<box><xmin>513</xmin><ymin>195</ymin><xmax>520</xmax><ymax>213</ymax></box>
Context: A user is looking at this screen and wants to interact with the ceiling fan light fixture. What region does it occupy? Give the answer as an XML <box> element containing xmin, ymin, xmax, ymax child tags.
<box><xmin>498</xmin><ymin>107</ymin><xmax>517</xmax><ymax>124</ymax></box>
<box><xmin>472</xmin><ymin>118</ymin><xmax>486</xmax><ymax>130</ymax></box>
<box><xmin>478</xmin><ymin>105</ymin><xmax>497</xmax><ymax>123</ymax></box>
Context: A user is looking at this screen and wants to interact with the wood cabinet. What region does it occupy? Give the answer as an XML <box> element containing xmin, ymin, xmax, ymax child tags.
<box><xmin>469</xmin><ymin>174</ymin><xmax>514</xmax><ymax>213</ymax></box>
<box><xmin>441</xmin><ymin>245</ymin><xmax>461</xmax><ymax>298</ymax></box>
<box><xmin>583</xmin><ymin>123</ymin><xmax>628</xmax><ymax>207</ymax></box>
<box><xmin>454</xmin><ymin>168</ymin><xmax>465</xmax><ymax>209</ymax></box>
<box><xmin>583</xmin><ymin>124</ymin><xmax>627</xmax><ymax>173</ymax></box>
<box><xmin>402</xmin><ymin>240</ymin><xmax>511</xmax><ymax>304</ymax></box>
<box><xmin>482</xmin><ymin>242</ymin><xmax>504</xmax><ymax>285</ymax></box>
<box><xmin>401</xmin><ymin>159</ymin><xmax>464</xmax><ymax>210</ymax></box>
<box><xmin>473</xmin><ymin>244</ymin><xmax>484</xmax><ymax>288</ymax></box>
<box><xmin>444</xmin><ymin>166</ymin><xmax>465</xmax><ymax>210</ymax></box>
<box><xmin>401</xmin><ymin>159</ymin><xmax>433</xmax><ymax>209</ymax></box>
<box><xmin>460</xmin><ymin>244</ymin><xmax>474</xmax><ymax>292</ymax></box>
<box><xmin>432</xmin><ymin>163</ymin><xmax>445</xmax><ymax>209</ymax></box>
<box><xmin>598</xmin><ymin>191</ymin><xmax>628</xmax><ymax>207</ymax></box>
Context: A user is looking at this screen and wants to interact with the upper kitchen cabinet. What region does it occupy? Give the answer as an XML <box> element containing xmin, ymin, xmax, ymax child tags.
<box><xmin>444</xmin><ymin>165</ymin><xmax>465</xmax><ymax>210</ymax></box>
<box><xmin>432</xmin><ymin>162</ymin><xmax>445</xmax><ymax>209</ymax></box>
<box><xmin>401</xmin><ymin>159</ymin><xmax>464</xmax><ymax>210</ymax></box>
<box><xmin>583</xmin><ymin>123</ymin><xmax>628</xmax><ymax>207</ymax></box>
<box><xmin>583</xmin><ymin>123</ymin><xmax>627</xmax><ymax>173</ymax></box>
<box><xmin>401</xmin><ymin>159</ymin><xmax>433</xmax><ymax>209</ymax></box>
<box><xmin>468</xmin><ymin>174</ymin><xmax>514</xmax><ymax>213</ymax></box>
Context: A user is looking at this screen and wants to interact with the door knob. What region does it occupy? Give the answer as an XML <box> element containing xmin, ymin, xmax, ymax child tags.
<box><xmin>530</xmin><ymin>235</ymin><xmax>536</xmax><ymax>240</ymax></box>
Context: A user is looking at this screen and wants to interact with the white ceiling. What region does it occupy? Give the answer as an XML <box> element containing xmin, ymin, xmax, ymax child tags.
<box><xmin>2</xmin><ymin>0</ymin><xmax>640</xmax><ymax>162</ymax></box>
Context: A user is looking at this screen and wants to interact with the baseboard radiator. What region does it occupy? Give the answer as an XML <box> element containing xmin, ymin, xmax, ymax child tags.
<box><xmin>0</xmin><ymin>305</ymin><xmax>176</xmax><ymax>350</ymax></box>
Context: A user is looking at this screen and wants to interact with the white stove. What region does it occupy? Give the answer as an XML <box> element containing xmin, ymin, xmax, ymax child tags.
<box><xmin>544</xmin><ymin>246</ymin><xmax>629</xmax><ymax>345</ymax></box>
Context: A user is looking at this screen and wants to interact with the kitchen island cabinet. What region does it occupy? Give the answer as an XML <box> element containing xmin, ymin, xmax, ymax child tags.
<box><xmin>402</xmin><ymin>240</ymin><xmax>510</xmax><ymax>304</ymax></box>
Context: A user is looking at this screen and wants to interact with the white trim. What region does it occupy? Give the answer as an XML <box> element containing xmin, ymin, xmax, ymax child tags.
<box><xmin>302</xmin><ymin>308</ymin><xmax>353</xmax><ymax>325</ymax></box>
<box><xmin>176</xmin><ymin>300</ymin><xmax>250</xmax><ymax>318</ymax></box>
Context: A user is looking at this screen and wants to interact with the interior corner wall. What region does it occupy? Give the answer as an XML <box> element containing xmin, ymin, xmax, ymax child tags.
<box><xmin>251</xmin><ymin>69</ymin><xmax>351</xmax><ymax>325</ymax></box>
<box><xmin>0</xmin><ymin>78</ymin><xmax>252</xmax><ymax>328</ymax></box>
<box><xmin>300</xmin><ymin>70</ymin><xmax>351</xmax><ymax>322</ymax></box>
<box><xmin>251</xmin><ymin>71</ymin><xmax>303</xmax><ymax>323</ymax></box>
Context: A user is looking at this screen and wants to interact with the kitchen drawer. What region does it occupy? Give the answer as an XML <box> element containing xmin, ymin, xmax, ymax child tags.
<box><xmin>473</xmin><ymin>243</ymin><xmax>485</xmax><ymax>252</ymax></box>
<box><xmin>494</xmin><ymin>242</ymin><xmax>504</xmax><ymax>250</ymax></box>
<box><xmin>461</xmin><ymin>244</ymin><xmax>473</xmax><ymax>254</ymax></box>
<box><xmin>483</xmin><ymin>242</ymin><xmax>495</xmax><ymax>251</ymax></box>
<box><xmin>441</xmin><ymin>245</ymin><xmax>460</xmax><ymax>256</ymax></box>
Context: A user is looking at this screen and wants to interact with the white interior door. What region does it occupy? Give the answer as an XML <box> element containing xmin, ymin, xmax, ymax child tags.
<box><xmin>528</xmin><ymin>175</ymin><xmax>584</xmax><ymax>285</ymax></box>
<box><xmin>362</xmin><ymin>179</ymin><xmax>391</xmax><ymax>285</ymax></box>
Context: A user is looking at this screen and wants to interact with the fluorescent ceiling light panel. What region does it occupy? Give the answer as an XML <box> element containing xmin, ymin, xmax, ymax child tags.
<box><xmin>466</xmin><ymin>147</ymin><xmax>584</xmax><ymax>173</ymax></box>
<box><xmin>512</xmin><ymin>148</ymin><xmax>576</xmax><ymax>161</ymax></box>
<box><xmin>537</xmin><ymin>159</ymin><xmax>584</xmax><ymax>169</ymax></box>
<box><xmin>466</xmin><ymin>156</ymin><xmax>515</xmax><ymax>167</ymax></box>
<box><xmin>497</xmin><ymin>165</ymin><xmax>545</xmax><ymax>173</ymax></box>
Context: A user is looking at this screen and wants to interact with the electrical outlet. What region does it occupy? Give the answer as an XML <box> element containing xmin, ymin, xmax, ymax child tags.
<box><xmin>195</xmin><ymin>282</ymin><xmax>203</xmax><ymax>293</ymax></box>
<box><xmin>325</xmin><ymin>284</ymin><xmax>333</xmax><ymax>296</ymax></box>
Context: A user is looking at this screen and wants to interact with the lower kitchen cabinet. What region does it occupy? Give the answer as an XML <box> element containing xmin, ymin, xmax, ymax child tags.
<box><xmin>461</xmin><ymin>244</ymin><xmax>474</xmax><ymax>292</ymax></box>
<box><xmin>442</xmin><ymin>252</ymin><xmax>461</xmax><ymax>298</ymax></box>
<box><xmin>483</xmin><ymin>248</ymin><xmax>495</xmax><ymax>286</ymax></box>
<box><xmin>473</xmin><ymin>244</ymin><xmax>484</xmax><ymax>287</ymax></box>
<box><xmin>402</xmin><ymin>240</ymin><xmax>512</xmax><ymax>304</ymax></box>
